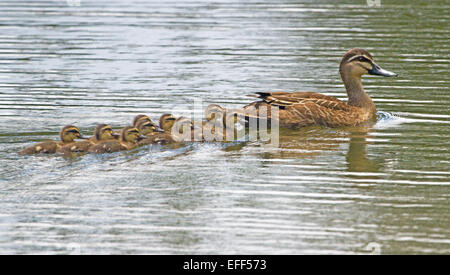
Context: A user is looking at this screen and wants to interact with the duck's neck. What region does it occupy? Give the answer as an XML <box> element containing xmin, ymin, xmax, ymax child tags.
<box><xmin>341</xmin><ymin>72</ymin><xmax>376</xmax><ymax>113</ymax></box>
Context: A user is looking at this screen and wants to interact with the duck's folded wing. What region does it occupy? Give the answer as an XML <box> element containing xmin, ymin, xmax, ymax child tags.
<box><xmin>244</xmin><ymin>92</ymin><xmax>356</xmax><ymax>127</ymax></box>
<box><xmin>248</xmin><ymin>92</ymin><xmax>347</xmax><ymax>110</ymax></box>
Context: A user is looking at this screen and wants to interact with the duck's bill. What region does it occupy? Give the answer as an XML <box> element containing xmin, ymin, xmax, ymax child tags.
<box><xmin>137</xmin><ymin>135</ymin><xmax>147</xmax><ymax>141</ymax></box>
<box><xmin>78</xmin><ymin>135</ymin><xmax>90</xmax><ymax>139</ymax></box>
<box><xmin>112</xmin><ymin>132</ymin><xmax>121</xmax><ymax>138</ymax></box>
<box><xmin>155</xmin><ymin>127</ymin><xmax>165</xmax><ymax>133</ymax></box>
<box><xmin>369</xmin><ymin>63</ymin><xmax>398</xmax><ymax>77</ymax></box>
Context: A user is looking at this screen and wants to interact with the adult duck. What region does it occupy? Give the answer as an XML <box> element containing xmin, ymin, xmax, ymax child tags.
<box><xmin>241</xmin><ymin>48</ymin><xmax>397</xmax><ymax>128</ymax></box>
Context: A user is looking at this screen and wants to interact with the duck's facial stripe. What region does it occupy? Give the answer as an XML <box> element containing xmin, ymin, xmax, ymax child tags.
<box><xmin>127</xmin><ymin>129</ymin><xmax>139</xmax><ymax>134</ymax></box>
<box><xmin>100</xmin><ymin>126</ymin><xmax>112</xmax><ymax>132</ymax></box>
<box><xmin>66</xmin><ymin>129</ymin><xmax>80</xmax><ymax>134</ymax></box>
<box><xmin>347</xmin><ymin>54</ymin><xmax>373</xmax><ymax>64</ymax></box>
<box><xmin>142</xmin><ymin>122</ymin><xmax>155</xmax><ymax>128</ymax></box>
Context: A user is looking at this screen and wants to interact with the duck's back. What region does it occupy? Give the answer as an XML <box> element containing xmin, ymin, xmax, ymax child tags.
<box><xmin>59</xmin><ymin>140</ymin><xmax>93</xmax><ymax>154</ymax></box>
<box><xmin>18</xmin><ymin>140</ymin><xmax>60</xmax><ymax>155</ymax></box>
<box><xmin>88</xmin><ymin>141</ymin><xmax>125</xmax><ymax>154</ymax></box>
<box><xmin>139</xmin><ymin>132</ymin><xmax>174</xmax><ymax>145</ymax></box>
<box><xmin>244</xmin><ymin>92</ymin><xmax>370</xmax><ymax>128</ymax></box>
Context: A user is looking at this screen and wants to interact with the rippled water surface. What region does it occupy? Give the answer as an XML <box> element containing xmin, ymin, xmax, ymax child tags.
<box><xmin>0</xmin><ymin>0</ymin><xmax>449</xmax><ymax>254</ymax></box>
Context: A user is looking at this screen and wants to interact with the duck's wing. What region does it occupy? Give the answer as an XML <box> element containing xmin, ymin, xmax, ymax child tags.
<box><xmin>59</xmin><ymin>140</ymin><xmax>92</xmax><ymax>153</ymax></box>
<box><xmin>244</xmin><ymin>92</ymin><xmax>356</xmax><ymax>128</ymax></box>
<box><xmin>247</xmin><ymin>92</ymin><xmax>349</xmax><ymax>110</ymax></box>
<box><xmin>88</xmin><ymin>141</ymin><xmax>124</xmax><ymax>154</ymax></box>
<box><xmin>18</xmin><ymin>141</ymin><xmax>58</xmax><ymax>155</ymax></box>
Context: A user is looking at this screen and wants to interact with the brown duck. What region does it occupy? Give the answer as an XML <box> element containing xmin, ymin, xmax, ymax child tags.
<box><xmin>239</xmin><ymin>48</ymin><xmax>398</xmax><ymax>128</ymax></box>
<box><xmin>19</xmin><ymin>125</ymin><xmax>87</xmax><ymax>155</ymax></box>
<box><xmin>88</xmin><ymin>126</ymin><xmax>144</xmax><ymax>154</ymax></box>
<box><xmin>159</xmin><ymin>114</ymin><xmax>177</xmax><ymax>133</ymax></box>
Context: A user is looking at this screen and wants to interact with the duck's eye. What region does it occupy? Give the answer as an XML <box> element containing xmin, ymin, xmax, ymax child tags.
<box><xmin>358</xmin><ymin>56</ymin><xmax>369</xmax><ymax>63</ymax></box>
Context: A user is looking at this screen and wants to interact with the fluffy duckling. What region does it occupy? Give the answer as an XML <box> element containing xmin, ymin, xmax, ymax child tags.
<box><xmin>159</xmin><ymin>114</ymin><xmax>177</xmax><ymax>133</ymax></box>
<box><xmin>136</xmin><ymin>120</ymin><xmax>174</xmax><ymax>145</ymax></box>
<box><xmin>88</xmin><ymin>126</ymin><xmax>144</xmax><ymax>154</ymax></box>
<box><xmin>59</xmin><ymin>124</ymin><xmax>119</xmax><ymax>154</ymax></box>
<box><xmin>171</xmin><ymin>116</ymin><xmax>204</xmax><ymax>142</ymax></box>
<box><xmin>108</xmin><ymin>115</ymin><xmax>153</xmax><ymax>140</ymax></box>
<box><xmin>19</xmin><ymin>125</ymin><xmax>87</xmax><ymax>155</ymax></box>
<box><xmin>203</xmin><ymin>104</ymin><xmax>244</xmax><ymax>141</ymax></box>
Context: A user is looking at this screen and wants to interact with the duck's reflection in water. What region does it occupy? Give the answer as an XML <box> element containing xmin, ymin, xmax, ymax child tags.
<box><xmin>234</xmin><ymin>122</ymin><xmax>384</xmax><ymax>176</ymax></box>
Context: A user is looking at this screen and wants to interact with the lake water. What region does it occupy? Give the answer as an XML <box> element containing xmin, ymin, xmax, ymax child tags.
<box><xmin>0</xmin><ymin>0</ymin><xmax>448</xmax><ymax>254</ymax></box>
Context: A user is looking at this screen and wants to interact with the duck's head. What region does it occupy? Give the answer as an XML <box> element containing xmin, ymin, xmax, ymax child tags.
<box><xmin>339</xmin><ymin>48</ymin><xmax>397</xmax><ymax>79</ymax></box>
<box><xmin>94</xmin><ymin>124</ymin><xmax>118</xmax><ymax>141</ymax></box>
<box><xmin>60</xmin><ymin>125</ymin><xmax>87</xmax><ymax>142</ymax></box>
<box><xmin>120</xmin><ymin>126</ymin><xmax>145</xmax><ymax>143</ymax></box>
<box><xmin>132</xmin><ymin>114</ymin><xmax>152</xmax><ymax>127</ymax></box>
<box><xmin>159</xmin><ymin>114</ymin><xmax>177</xmax><ymax>132</ymax></box>
<box><xmin>136</xmin><ymin>120</ymin><xmax>161</xmax><ymax>135</ymax></box>
<box><xmin>205</xmin><ymin>104</ymin><xmax>225</xmax><ymax>121</ymax></box>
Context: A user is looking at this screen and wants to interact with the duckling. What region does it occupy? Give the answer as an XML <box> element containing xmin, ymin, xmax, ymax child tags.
<box><xmin>19</xmin><ymin>125</ymin><xmax>87</xmax><ymax>155</ymax></box>
<box><xmin>239</xmin><ymin>48</ymin><xmax>397</xmax><ymax>128</ymax></box>
<box><xmin>136</xmin><ymin>120</ymin><xmax>174</xmax><ymax>145</ymax></box>
<box><xmin>171</xmin><ymin>116</ymin><xmax>204</xmax><ymax>142</ymax></box>
<box><xmin>205</xmin><ymin>104</ymin><xmax>226</xmax><ymax>123</ymax></box>
<box><xmin>159</xmin><ymin>113</ymin><xmax>177</xmax><ymax>133</ymax></box>
<box><xmin>88</xmin><ymin>126</ymin><xmax>144</xmax><ymax>154</ymax></box>
<box><xmin>158</xmin><ymin>114</ymin><xmax>205</xmax><ymax>142</ymax></box>
<box><xmin>58</xmin><ymin>124</ymin><xmax>119</xmax><ymax>154</ymax></box>
<box><xmin>203</xmin><ymin>104</ymin><xmax>245</xmax><ymax>141</ymax></box>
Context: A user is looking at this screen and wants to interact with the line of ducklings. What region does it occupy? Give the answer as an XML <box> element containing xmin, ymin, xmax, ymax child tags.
<box><xmin>19</xmin><ymin>105</ymin><xmax>236</xmax><ymax>156</ymax></box>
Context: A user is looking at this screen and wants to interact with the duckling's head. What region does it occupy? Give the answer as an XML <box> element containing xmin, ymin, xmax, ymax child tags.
<box><xmin>136</xmin><ymin>120</ymin><xmax>157</xmax><ymax>135</ymax></box>
<box><xmin>132</xmin><ymin>114</ymin><xmax>152</xmax><ymax>127</ymax></box>
<box><xmin>159</xmin><ymin>114</ymin><xmax>177</xmax><ymax>132</ymax></box>
<box><xmin>60</xmin><ymin>125</ymin><xmax>86</xmax><ymax>143</ymax></box>
<box><xmin>94</xmin><ymin>124</ymin><xmax>117</xmax><ymax>141</ymax></box>
<box><xmin>205</xmin><ymin>104</ymin><xmax>225</xmax><ymax>121</ymax></box>
<box><xmin>340</xmin><ymin>48</ymin><xmax>397</xmax><ymax>79</ymax></box>
<box><xmin>120</xmin><ymin>126</ymin><xmax>144</xmax><ymax>143</ymax></box>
